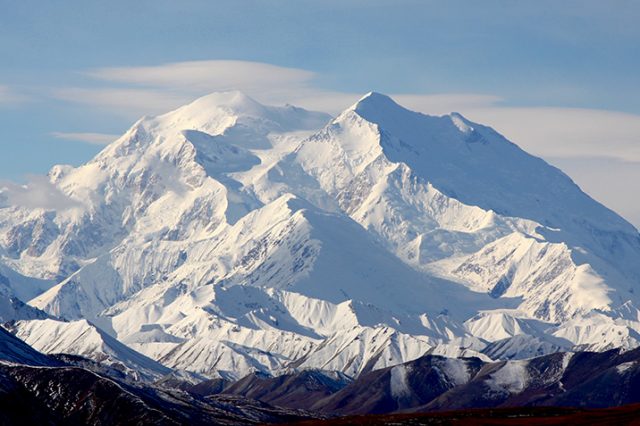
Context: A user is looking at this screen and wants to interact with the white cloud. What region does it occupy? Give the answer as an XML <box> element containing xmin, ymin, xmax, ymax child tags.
<box><xmin>392</xmin><ymin>93</ymin><xmax>503</xmax><ymax>115</ymax></box>
<box><xmin>85</xmin><ymin>60</ymin><xmax>315</xmax><ymax>93</ymax></box>
<box><xmin>51</xmin><ymin>87</ymin><xmax>192</xmax><ymax>117</ymax></box>
<box><xmin>0</xmin><ymin>176</ymin><xmax>81</xmax><ymax>210</ymax></box>
<box><xmin>457</xmin><ymin>107</ymin><xmax>640</xmax><ymax>162</ymax></box>
<box><xmin>70</xmin><ymin>60</ymin><xmax>318</xmax><ymax>116</ymax></box>
<box><xmin>547</xmin><ymin>156</ymin><xmax>640</xmax><ymax>230</ymax></box>
<box><xmin>51</xmin><ymin>132</ymin><xmax>120</xmax><ymax>145</ymax></box>
<box><xmin>0</xmin><ymin>85</ymin><xmax>29</xmax><ymax>105</ymax></box>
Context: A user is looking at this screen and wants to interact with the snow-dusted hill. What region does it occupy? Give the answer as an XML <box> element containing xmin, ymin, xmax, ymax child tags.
<box><xmin>1</xmin><ymin>91</ymin><xmax>639</xmax><ymax>379</ymax></box>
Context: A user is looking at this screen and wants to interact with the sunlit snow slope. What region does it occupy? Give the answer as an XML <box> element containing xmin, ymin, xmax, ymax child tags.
<box><xmin>1</xmin><ymin>91</ymin><xmax>639</xmax><ymax>379</ymax></box>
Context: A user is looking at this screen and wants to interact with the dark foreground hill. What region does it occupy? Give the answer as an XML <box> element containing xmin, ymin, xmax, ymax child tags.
<box><xmin>201</xmin><ymin>348</ymin><xmax>640</xmax><ymax>417</ymax></box>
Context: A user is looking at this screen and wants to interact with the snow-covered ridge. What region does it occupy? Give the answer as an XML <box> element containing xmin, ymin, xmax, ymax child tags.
<box><xmin>1</xmin><ymin>90</ymin><xmax>639</xmax><ymax>379</ymax></box>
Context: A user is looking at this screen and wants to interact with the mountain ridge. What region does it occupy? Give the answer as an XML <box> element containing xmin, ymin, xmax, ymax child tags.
<box><xmin>0</xmin><ymin>90</ymin><xmax>639</xmax><ymax>381</ymax></box>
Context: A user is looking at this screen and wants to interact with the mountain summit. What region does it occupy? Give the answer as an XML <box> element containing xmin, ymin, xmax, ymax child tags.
<box><xmin>1</xmin><ymin>91</ymin><xmax>639</xmax><ymax>379</ymax></box>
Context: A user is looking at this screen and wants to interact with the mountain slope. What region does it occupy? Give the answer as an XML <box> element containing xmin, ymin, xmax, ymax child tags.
<box><xmin>0</xmin><ymin>364</ymin><xmax>314</xmax><ymax>425</ymax></box>
<box><xmin>0</xmin><ymin>325</ymin><xmax>56</xmax><ymax>366</ymax></box>
<box><xmin>0</xmin><ymin>91</ymin><xmax>638</xmax><ymax>380</ymax></box>
<box><xmin>7</xmin><ymin>318</ymin><xmax>172</xmax><ymax>381</ymax></box>
<box><xmin>278</xmin><ymin>93</ymin><xmax>640</xmax><ymax>323</ymax></box>
<box><xmin>218</xmin><ymin>370</ymin><xmax>351</xmax><ymax>411</ymax></box>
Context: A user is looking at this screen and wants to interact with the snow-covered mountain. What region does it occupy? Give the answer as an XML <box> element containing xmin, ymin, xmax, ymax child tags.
<box><xmin>1</xmin><ymin>90</ymin><xmax>639</xmax><ymax>380</ymax></box>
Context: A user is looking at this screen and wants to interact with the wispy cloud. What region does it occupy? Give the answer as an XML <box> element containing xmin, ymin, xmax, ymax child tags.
<box><xmin>51</xmin><ymin>87</ymin><xmax>192</xmax><ymax>117</ymax></box>
<box><xmin>393</xmin><ymin>94</ymin><xmax>504</xmax><ymax>115</ymax></box>
<box><xmin>0</xmin><ymin>85</ymin><xmax>29</xmax><ymax>105</ymax></box>
<box><xmin>55</xmin><ymin>60</ymin><xmax>319</xmax><ymax>117</ymax></box>
<box><xmin>457</xmin><ymin>106</ymin><xmax>640</xmax><ymax>163</ymax></box>
<box><xmin>85</xmin><ymin>60</ymin><xmax>315</xmax><ymax>93</ymax></box>
<box><xmin>548</xmin><ymin>156</ymin><xmax>640</xmax><ymax>229</ymax></box>
<box><xmin>0</xmin><ymin>175</ymin><xmax>81</xmax><ymax>210</ymax></box>
<box><xmin>51</xmin><ymin>131</ymin><xmax>120</xmax><ymax>145</ymax></box>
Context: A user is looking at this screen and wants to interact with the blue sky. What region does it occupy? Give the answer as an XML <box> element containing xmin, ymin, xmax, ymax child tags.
<box><xmin>1</xmin><ymin>0</ymin><xmax>639</xmax><ymax>226</ymax></box>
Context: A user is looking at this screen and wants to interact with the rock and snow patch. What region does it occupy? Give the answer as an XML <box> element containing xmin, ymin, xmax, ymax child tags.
<box><xmin>616</xmin><ymin>361</ymin><xmax>636</xmax><ymax>374</ymax></box>
<box><xmin>389</xmin><ymin>364</ymin><xmax>411</xmax><ymax>399</ymax></box>
<box><xmin>439</xmin><ymin>358</ymin><xmax>470</xmax><ymax>386</ymax></box>
<box><xmin>487</xmin><ymin>361</ymin><xmax>529</xmax><ymax>394</ymax></box>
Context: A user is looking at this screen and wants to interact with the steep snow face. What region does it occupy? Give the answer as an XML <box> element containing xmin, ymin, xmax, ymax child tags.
<box><xmin>352</xmin><ymin>93</ymin><xmax>635</xmax><ymax>235</ymax></box>
<box><xmin>276</xmin><ymin>92</ymin><xmax>640</xmax><ymax>323</ymax></box>
<box><xmin>0</xmin><ymin>91</ymin><xmax>639</xmax><ymax>380</ymax></box>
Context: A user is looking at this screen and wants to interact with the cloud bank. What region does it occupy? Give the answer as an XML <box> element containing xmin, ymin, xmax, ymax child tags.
<box><xmin>51</xmin><ymin>132</ymin><xmax>120</xmax><ymax>146</ymax></box>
